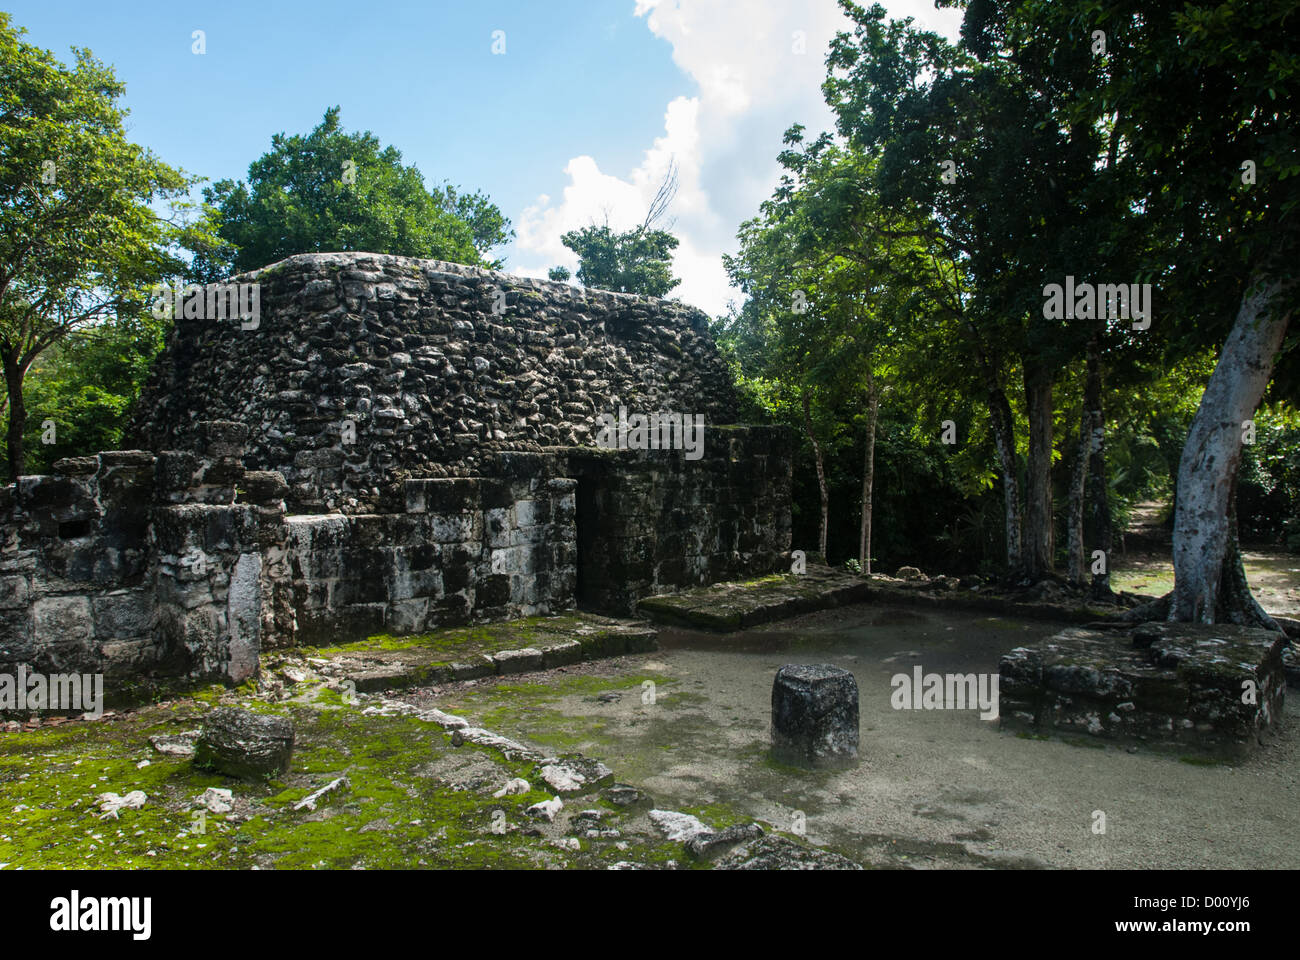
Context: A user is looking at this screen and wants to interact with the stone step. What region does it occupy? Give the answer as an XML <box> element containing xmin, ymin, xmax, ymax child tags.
<box><xmin>309</xmin><ymin>613</ymin><xmax>658</xmax><ymax>694</ymax></box>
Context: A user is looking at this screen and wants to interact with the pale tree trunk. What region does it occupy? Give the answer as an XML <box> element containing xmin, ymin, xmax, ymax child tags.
<box><xmin>986</xmin><ymin>385</ymin><xmax>1022</xmax><ymax>573</ymax></box>
<box><xmin>859</xmin><ymin>371</ymin><xmax>879</xmax><ymax>574</ymax></box>
<box><xmin>803</xmin><ymin>392</ymin><xmax>829</xmax><ymax>560</ymax></box>
<box><xmin>1023</xmin><ymin>362</ymin><xmax>1055</xmax><ymax>579</ymax></box>
<box><xmin>1170</xmin><ymin>275</ymin><xmax>1291</xmax><ymax>623</ymax></box>
<box><xmin>1082</xmin><ymin>339</ymin><xmax>1113</xmax><ymax>600</ymax></box>
<box><xmin>1066</xmin><ymin>398</ymin><xmax>1089</xmax><ymax>585</ymax></box>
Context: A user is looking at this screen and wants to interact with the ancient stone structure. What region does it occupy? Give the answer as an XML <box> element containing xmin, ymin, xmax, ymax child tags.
<box><xmin>999</xmin><ymin>622</ymin><xmax>1287</xmax><ymax>754</ymax></box>
<box><xmin>771</xmin><ymin>663</ymin><xmax>860</xmax><ymax>768</ymax></box>
<box><xmin>1</xmin><ymin>253</ymin><xmax>793</xmax><ymax>691</ymax></box>
<box><xmin>128</xmin><ymin>252</ymin><xmax>745</xmax><ymax>513</ymax></box>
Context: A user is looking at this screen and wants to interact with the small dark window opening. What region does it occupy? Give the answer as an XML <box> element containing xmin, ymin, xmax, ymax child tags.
<box><xmin>58</xmin><ymin>519</ymin><xmax>92</xmax><ymax>539</ymax></box>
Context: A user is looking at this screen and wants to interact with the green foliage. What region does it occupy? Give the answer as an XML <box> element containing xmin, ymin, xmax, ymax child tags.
<box><xmin>1237</xmin><ymin>406</ymin><xmax>1300</xmax><ymax>545</ymax></box>
<box><xmin>560</xmin><ymin>223</ymin><xmax>680</xmax><ymax>297</ymax></box>
<box><xmin>11</xmin><ymin>315</ymin><xmax>165</xmax><ymax>474</ymax></box>
<box><xmin>193</xmin><ymin>107</ymin><xmax>512</xmax><ymax>278</ymax></box>
<box><xmin>547</xmin><ymin>266</ymin><xmax>571</xmax><ymax>282</ymax></box>
<box><xmin>0</xmin><ymin>12</ymin><xmax>193</xmax><ymax>477</ymax></box>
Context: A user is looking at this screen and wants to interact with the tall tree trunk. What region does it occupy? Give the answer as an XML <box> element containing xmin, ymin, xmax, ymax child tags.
<box><xmin>1214</xmin><ymin>472</ymin><xmax>1279</xmax><ymax>629</ymax></box>
<box><xmin>1023</xmin><ymin>362</ymin><xmax>1055</xmax><ymax>580</ymax></box>
<box><xmin>2</xmin><ymin>344</ymin><xmax>27</xmax><ymax>481</ymax></box>
<box><xmin>1170</xmin><ymin>275</ymin><xmax>1291</xmax><ymax>623</ymax></box>
<box><xmin>803</xmin><ymin>392</ymin><xmax>829</xmax><ymax>560</ymax></box>
<box><xmin>1082</xmin><ymin>339</ymin><xmax>1113</xmax><ymax>600</ymax></box>
<box><xmin>986</xmin><ymin>384</ymin><xmax>1022</xmax><ymax>573</ymax></box>
<box><xmin>1066</xmin><ymin>400</ymin><xmax>1089</xmax><ymax>585</ymax></box>
<box><xmin>859</xmin><ymin>372</ymin><xmax>879</xmax><ymax>574</ymax></box>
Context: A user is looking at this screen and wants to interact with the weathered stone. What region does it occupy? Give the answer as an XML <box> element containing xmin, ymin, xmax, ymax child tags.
<box><xmin>999</xmin><ymin>623</ymin><xmax>1286</xmax><ymax>755</ymax></box>
<box><xmin>538</xmin><ymin>756</ymin><xmax>613</xmax><ymax>793</ymax></box>
<box><xmin>649</xmin><ymin>809</ymin><xmax>710</xmax><ymax>842</ymax></box>
<box><xmin>493</xmin><ymin>647</ymin><xmax>544</xmax><ymax>675</ymax></box>
<box><xmin>771</xmin><ymin>663</ymin><xmax>860</xmax><ymax>769</ymax></box>
<box><xmin>685</xmin><ymin>822</ymin><xmax>765</xmax><ymax>860</ymax></box>
<box><xmin>712</xmin><ymin>834</ymin><xmax>863</xmax><ymax>870</ymax></box>
<box><xmin>605</xmin><ymin>783</ymin><xmax>644</xmax><ymax>806</ymax></box>
<box><xmin>193</xmin><ymin>707</ymin><xmax>295</xmax><ymax>780</ymax></box>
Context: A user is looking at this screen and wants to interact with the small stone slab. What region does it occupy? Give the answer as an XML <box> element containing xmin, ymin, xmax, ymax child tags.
<box><xmin>541</xmin><ymin>640</ymin><xmax>583</xmax><ymax>668</ymax></box>
<box><xmin>771</xmin><ymin>663</ymin><xmax>859</xmax><ymax>769</ymax></box>
<box><xmin>193</xmin><ymin>707</ymin><xmax>295</xmax><ymax>780</ymax></box>
<box><xmin>493</xmin><ymin>647</ymin><xmax>543</xmax><ymax>675</ymax></box>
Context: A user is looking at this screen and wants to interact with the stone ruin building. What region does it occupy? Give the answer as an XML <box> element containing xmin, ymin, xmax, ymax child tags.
<box><xmin>0</xmin><ymin>253</ymin><xmax>793</xmax><ymax>690</ymax></box>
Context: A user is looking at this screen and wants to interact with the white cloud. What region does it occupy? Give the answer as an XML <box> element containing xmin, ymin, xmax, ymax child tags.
<box><xmin>510</xmin><ymin>0</ymin><xmax>963</xmax><ymax>315</ymax></box>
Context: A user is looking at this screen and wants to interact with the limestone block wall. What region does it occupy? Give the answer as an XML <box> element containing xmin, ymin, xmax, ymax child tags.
<box><xmin>0</xmin><ymin>451</ymin><xmax>157</xmax><ymax>679</ymax></box>
<box><xmin>284</xmin><ymin>474</ymin><xmax>577</xmax><ymax>647</ymax></box>
<box><xmin>563</xmin><ymin>426</ymin><xmax>794</xmax><ymax>614</ymax></box>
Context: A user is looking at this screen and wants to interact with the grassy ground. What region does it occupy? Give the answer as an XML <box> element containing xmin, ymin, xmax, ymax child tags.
<box><xmin>1109</xmin><ymin>501</ymin><xmax>1300</xmax><ymax>615</ymax></box>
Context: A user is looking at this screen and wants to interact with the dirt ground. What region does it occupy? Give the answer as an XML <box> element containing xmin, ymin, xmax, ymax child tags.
<box><xmin>420</xmin><ymin>603</ymin><xmax>1300</xmax><ymax>870</ymax></box>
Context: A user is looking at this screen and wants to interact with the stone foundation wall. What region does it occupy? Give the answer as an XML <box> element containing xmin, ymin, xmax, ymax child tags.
<box><xmin>1</xmin><ymin>420</ymin><xmax>792</xmax><ymax>688</ymax></box>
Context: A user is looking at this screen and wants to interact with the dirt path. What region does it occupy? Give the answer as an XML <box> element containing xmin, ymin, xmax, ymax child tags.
<box><xmin>1111</xmin><ymin>501</ymin><xmax>1300</xmax><ymax>616</ymax></box>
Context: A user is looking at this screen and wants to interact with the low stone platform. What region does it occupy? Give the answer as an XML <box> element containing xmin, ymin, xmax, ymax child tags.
<box><xmin>636</xmin><ymin>565</ymin><xmax>1132</xmax><ymax>633</ymax></box>
<box><xmin>999</xmin><ymin>622</ymin><xmax>1287</xmax><ymax>755</ymax></box>
<box><xmin>294</xmin><ymin>613</ymin><xmax>658</xmax><ymax>694</ymax></box>
<box><xmin>637</xmin><ymin>568</ymin><xmax>872</xmax><ymax>631</ymax></box>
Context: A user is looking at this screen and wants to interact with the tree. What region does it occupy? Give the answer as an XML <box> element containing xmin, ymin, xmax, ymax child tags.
<box><xmin>560</xmin><ymin>163</ymin><xmax>682</xmax><ymax>298</ymax></box>
<box><xmin>824</xmin><ymin>0</ymin><xmax>1153</xmax><ymax>582</ymax></box>
<box><xmin>985</xmin><ymin>0</ymin><xmax>1299</xmax><ymax>624</ymax></box>
<box><xmin>560</xmin><ymin>224</ymin><xmax>681</xmax><ymax>297</ymax></box>
<box><xmin>192</xmin><ymin>107</ymin><xmax>511</xmax><ymax>278</ymax></box>
<box><xmin>0</xmin><ymin>13</ymin><xmax>192</xmax><ymax>479</ymax></box>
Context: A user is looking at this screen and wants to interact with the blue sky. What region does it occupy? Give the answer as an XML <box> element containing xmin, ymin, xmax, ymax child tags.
<box><xmin>6</xmin><ymin>0</ymin><xmax>961</xmax><ymax>314</ymax></box>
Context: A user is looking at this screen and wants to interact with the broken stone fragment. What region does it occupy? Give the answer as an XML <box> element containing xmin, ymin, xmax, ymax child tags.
<box><xmin>193</xmin><ymin>707</ymin><xmax>295</xmax><ymax>780</ymax></box>
<box><xmin>685</xmin><ymin>822</ymin><xmax>765</xmax><ymax>860</ymax></box>
<box><xmin>712</xmin><ymin>834</ymin><xmax>864</xmax><ymax>870</ymax></box>
<box><xmin>293</xmin><ymin>776</ymin><xmax>350</xmax><ymax>811</ymax></box>
<box><xmin>605</xmin><ymin>783</ymin><xmax>644</xmax><ymax>807</ymax></box>
<box><xmin>648</xmin><ymin>809</ymin><xmax>709</xmax><ymax>843</ymax></box>
<box><xmin>493</xmin><ymin>778</ymin><xmax>531</xmax><ymax>798</ymax></box>
<box><xmin>193</xmin><ymin>787</ymin><xmax>233</xmax><ymax>814</ymax></box>
<box><xmin>96</xmin><ymin>790</ymin><xmax>147</xmax><ymax>820</ymax></box>
<box><xmin>771</xmin><ymin>663</ymin><xmax>860</xmax><ymax>769</ymax></box>
<box><xmin>525</xmin><ymin>796</ymin><xmax>563</xmax><ymax>822</ymax></box>
<box><xmin>538</xmin><ymin>756</ymin><xmax>613</xmax><ymax>794</ymax></box>
<box><xmin>149</xmin><ymin>732</ymin><xmax>198</xmax><ymax>757</ymax></box>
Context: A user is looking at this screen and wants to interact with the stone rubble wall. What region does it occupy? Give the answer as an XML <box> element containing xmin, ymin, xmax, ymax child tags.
<box><xmin>0</xmin><ymin>423</ymin><xmax>597</xmax><ymax>688</ymax></box>
<box><xmin>127</xmin><ymin>252</ymin><xmax>741</xmax><ymax>514</ymax></box>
